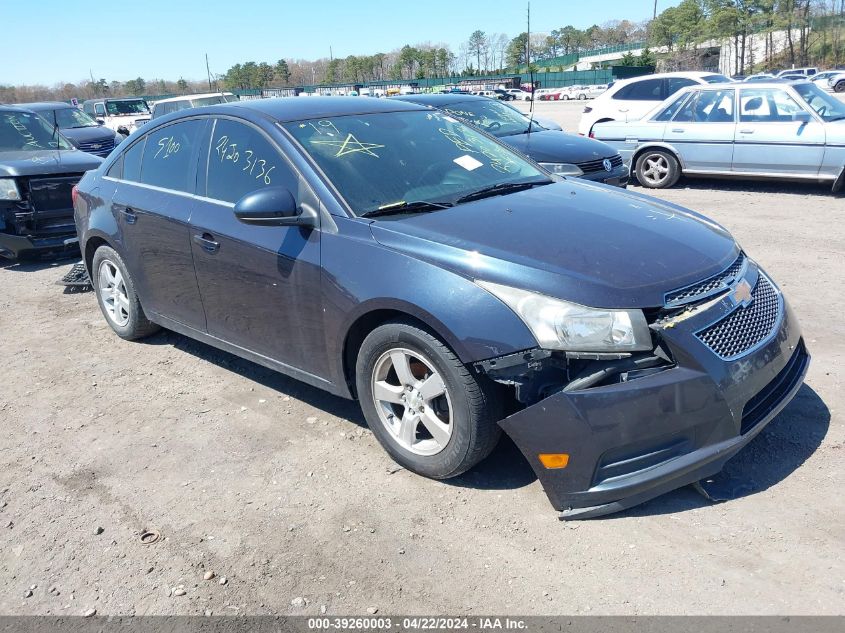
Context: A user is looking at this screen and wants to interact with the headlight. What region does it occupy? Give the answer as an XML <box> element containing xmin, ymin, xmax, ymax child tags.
<box><xmin>477</xmin><ymin>280</ymin><xmax>652</xmax><ymax>352</ymax></box>
<box><xmin>0</xmin><ymin>178</ymin><xmax>21</xmax><ymax>201</ymax></box>
<box><xmin>539</xmin><ymin>162</ymin><xmax>583</xmax><ymax>176</ymax></box>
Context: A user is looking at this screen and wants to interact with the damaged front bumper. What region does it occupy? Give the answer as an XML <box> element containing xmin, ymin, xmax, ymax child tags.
<box><xmin>0</xmin><ymin>229</ymin><xmax>79</xmax><ymax>259</ymax></box>
<box><xmin>487</xmin><ymin>264</ymin><xmax>809</xmax><ymax>519</ymax></box>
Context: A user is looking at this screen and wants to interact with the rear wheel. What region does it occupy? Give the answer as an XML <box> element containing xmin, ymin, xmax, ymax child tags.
<box><xmin>635</xmin><ymin>149</ymin><xmax>681</xmax><ymax>189</ymax></box>
<box><xmin>355</xmin><ymin>320</ymin><xmax>502</xmax><ymax>479</ymax></box>
<box><xmin>834</xmin><ymin>80</ymin><xmax>845</xmax><ymax>93</ymax></box>
<box><xmin>92</xmin><ymin>245</ymin><xmax>159</xmax><ymax>340</ymax></box>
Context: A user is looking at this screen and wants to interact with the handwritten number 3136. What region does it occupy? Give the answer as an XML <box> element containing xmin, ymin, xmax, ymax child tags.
<box><xmin>215</xmin><ymin>135</ymin><xmax>275</xmax><ymax>185</ymax></box>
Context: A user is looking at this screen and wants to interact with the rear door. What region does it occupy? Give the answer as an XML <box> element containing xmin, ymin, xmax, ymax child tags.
<box><xmin>107</xmin><ymin>118</ymin><xmax>207</xmax><ymax>330</ymax></box>
<box><xmin>664</xmin><ymin>88</ymin><xmax>736</xmax><ymax>172</ymax></box>
<box><xmin>732</xmin><ymin>87</ymin><xmax>825</xmax><ymax>175</ymax></box>
<box><xmin>188</xmin><ymin>116</ymin><xmax>326</xmax><ymax>376</ymax></box>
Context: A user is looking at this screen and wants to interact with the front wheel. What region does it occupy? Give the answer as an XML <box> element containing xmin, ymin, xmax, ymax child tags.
<box><xmin>834</xmin><ymin>80</ymin><xmax>845</xmax><ymax>93</ymax></box>
<box><xmin>355</xmin><ymin>320</ymin><xmax>502</xmax><ymax>479</ymax></box>
<box><xmin>635</xmin><ymin>149</ymin><xmax>681</xmax><ymax>189</ymax></box>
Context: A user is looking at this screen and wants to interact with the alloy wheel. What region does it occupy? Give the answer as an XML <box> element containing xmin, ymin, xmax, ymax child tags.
<box><xmin>370</xmin><ymin>348</ymin><xmax>453</xmax><ymax>456</ymax></box>
<box><xmin>640</xmin><ymin>154</ymin><xmax>671</xmax><ymax>186</ymax></box>
<box><xmin>98</xmin><ymin>259</ymin><xmax>130</xmax><ymax>327</ymax></box>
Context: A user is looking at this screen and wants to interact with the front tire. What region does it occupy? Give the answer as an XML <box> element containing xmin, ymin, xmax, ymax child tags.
<box><xmin>635</xmin><ymin>149</ymin><xmax>681</xmax><ymax>189</ymax></box>
<box><xmin>834</xmin><ymin>80</ymin><xmax>845</xmax><ymax>93</ymax></box>
<box><xmin>92</xmin><ymin>245</ymin><xmax>159</xmax><ymax>340</ymax></box>
<box><xmin>355</xmin><ymin>320</ymin><xmax>502</xmax><ymax>479</ymax></box>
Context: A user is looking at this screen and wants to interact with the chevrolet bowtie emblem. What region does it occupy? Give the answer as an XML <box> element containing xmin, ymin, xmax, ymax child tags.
<box><xmin>731</xmin><ymin>279</ymin><xmax>753</xmax><ymax>307</ymax></box>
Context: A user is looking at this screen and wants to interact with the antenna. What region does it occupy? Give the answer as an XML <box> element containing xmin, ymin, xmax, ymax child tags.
<box><xmin>206</xmin><ymin>53</ymin><xmax>213</xmax><ymax>91</ymax></box>
<box><xmin>527</xmin><ymin>2</ymin><xmax>536</xmax><ymax>133</ymax></box>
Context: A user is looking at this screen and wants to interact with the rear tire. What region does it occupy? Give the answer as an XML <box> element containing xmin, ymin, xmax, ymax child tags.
<box><xmin>835</xmin><ymin>80</ymin><xmax>845</xmax><ymax>93</ymax></box>
<box><xmin>635</xmin><ymin>149</ymin><xmax>681</xmax><ymax>189</ymax></box>
<box><xmin>355</xmin><ymin>320</ymin><xmax>502</xmax><ymax>479</ymax></box>
<box><xmin>92</xmin><ymin>245</ymin><xmax>159</xmax><ymax>340</ymax></box>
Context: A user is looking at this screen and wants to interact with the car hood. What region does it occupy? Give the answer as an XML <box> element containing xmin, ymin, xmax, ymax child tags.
<box><xmin>60</xmin><ymin>126</ymin><xmax>116</xmax><ymax>145</ymax></box>
<box><xmin>369</xmin><ymin>180</ymin><xmax>738</xmax><ymax>308</ymax></box>
<box><xmin>500</xmin><ymin>130</ymin><xmax>618</xmax><ymax>163</ymax></box>
<box><xmin>0</xmin><ymin>149</ymin><xmax>102</xmax><ymax>177</ymax></box>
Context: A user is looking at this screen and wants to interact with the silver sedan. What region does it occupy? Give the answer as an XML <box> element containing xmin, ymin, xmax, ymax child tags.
<box><xmin>591</xmin><ymin>81</ymin><xmax>845</xmax><ymax>193</ymax></box>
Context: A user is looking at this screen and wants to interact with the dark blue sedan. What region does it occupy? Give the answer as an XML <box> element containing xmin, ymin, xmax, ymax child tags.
<box><xmin>73</xmin><ymin>97</ymin><xmax>808</xmax><ymax>518</ymax></box>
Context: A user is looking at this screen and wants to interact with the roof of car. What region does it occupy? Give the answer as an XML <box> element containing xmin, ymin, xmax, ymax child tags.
<box><xmin>15</xmin><ymin>101</ymin><xmax>75</xmax><ymax>110</ymax></box>
<box><xmin>0</xmin><ymin>104</ymin><xmax>34</xmax><ymax>113</ymax></box>
<box><xmin>221</xmin><ymin>96</ymin><xmax>427</xmax><ymax>122</ymax></box>
<box><xmin>390</xmin><ymin>93</ymin><xmax>487</xmax><ymax>107</ymax></box>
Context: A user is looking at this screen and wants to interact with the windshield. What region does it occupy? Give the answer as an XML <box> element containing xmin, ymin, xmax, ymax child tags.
<box><xmin>703</xmin><ymin>74</ymin><xmax>732</xmax><ymax>83</ymax></box>
<box><xmin>191</xmin><ymin>96</ymin><xmax>229</xmax><ymax>107</ymax></box>
<box><xmin>51</xmin><ymin>107</ymin><xmax>99</xmax><ymax>128</ymax></box>
<box><xmin>440</xmin><ymin>99</ymin><xmax>543</xmax><ymax>137</ymax></box>
<box><xmin>283</xmin><ymin>110</ymin><xmax>549</xmax><ymax>215</ymax></box>
<box><xmin>105</xmin><ymin>100</ymin><xmax>150</xmax><ymax>116</ymax></box>
<box><xmin>0</xmin><ymin>110</ymin><xmax>73</xmax><ymax>152</ymax></box>
<box><xmin>791</xmin><ymin>83</ymin><xmax>845</xmax><ymax>122</ymax></box>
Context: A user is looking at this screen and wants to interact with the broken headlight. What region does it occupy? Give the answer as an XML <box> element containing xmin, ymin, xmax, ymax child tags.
<box><xmin>0</xmin><ymin>178</ymin><xmax>21</xmax><ymax>201</ymax></box>
<box><xmin>477</xmin><ymin>280</ymin><xmax>652</xmax><ymax>352</ymax></box>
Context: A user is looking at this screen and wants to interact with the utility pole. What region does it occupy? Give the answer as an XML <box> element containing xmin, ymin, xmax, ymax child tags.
<box><xmin>206</xmin><ymin>53</ymin><xmax>213</xmax><ymax>91</ymax></box>
<box><xmin>653</xmin><ymin>0</ymin><xmax>658</xmax><ymax>20</ymax></box>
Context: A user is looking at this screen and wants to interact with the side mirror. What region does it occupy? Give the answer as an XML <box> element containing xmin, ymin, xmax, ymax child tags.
<box><xmin>234</xmin><ymin>187</ymin><xmax>317</xmax><ymax>228</ymax></box>
<box><xmin>96</xmin><ymin>119</ymin><xmax>105</xmax><ymax>125</ymax></box>
<box><xmin>793</xmin><ymin>110</ymin><xmax>812</xmax><ymax>123</ymax></box>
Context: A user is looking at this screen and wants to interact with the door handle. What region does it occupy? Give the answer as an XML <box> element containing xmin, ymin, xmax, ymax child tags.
<box><xmin>119</xmin><ymin>206</ymin><xmax>137</xmax><ymax>224</ymax></box>
<box><xmin>739</xmin><ymin>128</ymin><xmax>755</xmax><ymax>134</ymax></box>
<box><xmin>671</xmin><ymin>128</ymin><xmax>685</xmax><ymax>133</ymax></box>
<box><xmin>192</xmin><ymin>233</ymin><xmax>220</xmax><ymax>253</ymax></box>
<box><xmin>618</xmin><ymin>108</ymin><xmax>629</xmax><ymax>113</ymax></box>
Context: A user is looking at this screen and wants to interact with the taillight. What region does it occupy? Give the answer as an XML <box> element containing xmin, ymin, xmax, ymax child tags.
<box><xmin>589</xmin><ymin>131</ymin><xmax>595</xmax><ymax>138</ymax></box>
<box><xmin>71</xmin><ymin>185</ymin><xmax>79</xmax><ymax>207</ymax></box>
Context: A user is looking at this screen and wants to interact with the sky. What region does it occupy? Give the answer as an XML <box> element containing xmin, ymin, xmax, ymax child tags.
<box><xmin>2</xmin><ymin>0</ymin><xmax>678</xmax><ymax>86</ymax></box>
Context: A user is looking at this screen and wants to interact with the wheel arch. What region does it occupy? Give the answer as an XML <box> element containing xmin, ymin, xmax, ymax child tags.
<box><xmin>631</xmin><ymin>143</ymin><xmax>686</xmax><ymax>172</ymax></box>
<box><xmin>83</xmin><ymin>233</ymin><xmax>116</xmax><ymax>277</ymax></box>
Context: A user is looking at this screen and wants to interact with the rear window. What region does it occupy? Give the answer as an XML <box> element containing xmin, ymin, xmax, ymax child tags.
<box><xmin>613</xmin><ymin>78</ymin><xmax>663</xmax><ymax>101</ymax></box>
<box><xmin>703</xmin><ymin>74</ymin><xmax>731</xmax><ymax>83</ymax></box>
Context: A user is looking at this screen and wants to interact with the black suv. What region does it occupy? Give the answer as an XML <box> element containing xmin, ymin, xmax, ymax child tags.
<box><xmin>0</xmin><ymin>106</ymin><xmax>101</xmax><ymax>259</ymax></box>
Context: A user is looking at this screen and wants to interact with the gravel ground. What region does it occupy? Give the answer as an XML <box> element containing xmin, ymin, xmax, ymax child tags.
<box><xmin>0</xmin><ymin>100</ymin><xmax>843</xmax><ymax>617</ymax></box>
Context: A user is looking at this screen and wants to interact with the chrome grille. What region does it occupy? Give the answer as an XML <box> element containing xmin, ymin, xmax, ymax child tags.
<box><xmin>696</xmin><ymin>275</ymin><xmax>781</xmax><ymax>360</ymax></box>
<box><xmin>576</xmin><ymin>154</ymin><xmax>623</xmax><ymax>174</ymax></box>
<box><xmin>77</xmin><ymin>138</ymin><xmax>115</xmax><ymax>157</ymax></box>
<box><xmin>665</xmin><ymin>253</ymin><xmax>745</xmax><ymax>307</ymax></box>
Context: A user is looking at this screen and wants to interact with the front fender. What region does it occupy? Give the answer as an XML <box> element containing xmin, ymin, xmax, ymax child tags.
<box><xmin>321</xmin><ymin>219</ymin><xmax>538</xmax><ymax>394</ymax></box>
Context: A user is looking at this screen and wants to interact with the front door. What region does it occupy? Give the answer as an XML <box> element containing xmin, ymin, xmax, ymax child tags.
<box><xmin>189</xmin><ymin>117</ymin><xmax>326</xmax><ymax>377</ymax></box>
<box><xmin>732</xmin><ymin>87</ymin><xmax>826</xmax><ymax>175</ymax></box>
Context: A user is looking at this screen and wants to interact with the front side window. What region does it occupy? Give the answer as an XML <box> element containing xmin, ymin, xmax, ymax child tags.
<box><xmin>0</xmin><ymin>110</ymin><xmax>72</xmax><ymax>151</ymax></box>
<box><xmin>667</xmin><ymin>77</ymin><xmax>698</xmax><ymax>95</ymax></box>
<box><xmin>206</xmin><ymin>118</ymin><xmax>296</xmax><ymax>204</ymax></box>
<box><xmin>283</xmin><ymin>110</ymin><xmax>549</xmax><ymax>215</ymax></box>
<box><xmin>94</xmin><ymin>103</ymin><xmax>106</xmax><ymax>116</ymax></box>
<box><xmin>614</xmin><ymin>79</ymin><xmax>663</xmax><ymax>101</ymax></box>
<box><xmin>440</xmin><ymin>99</ymin><xmax>542</xmax><ymax>137</ymax></box>
<box><xmin>674</xmin><ymin>89</ymin><xmax>735</xmax><ymax>123</ymax></box>
<box><xmin>139</xmin><ymin>119</ymin><xmax>204</xmax><ymax>192</ymax></box>
<box><xmin>740</xmin><ymin>89</ymin><xmax>804</xmax><ymax>122</ymax></box>
<box><xmin>106</xmin><ymin>100</ymin><xmax>150</xmax><ymax>116</ymax></box>
<box><xmin>653</xmin><ymin>91</ymin><xmax>692</xmax><ymax>122</ymax></box>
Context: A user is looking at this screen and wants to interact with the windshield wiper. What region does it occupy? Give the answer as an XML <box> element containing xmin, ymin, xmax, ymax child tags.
<box><xmin>828</xmin><ymin>115</ymin><xmax>845</xmax><ymax>122</ymax></box>
<box><xmin>454</xmin><ymin>180</ymin><xmax>551</xmax><ymax>205</ymax></box>
<box><xmin>360</xmin><ymin>200</ymin><xmax>453</xmax><ymax>218</ymax></box>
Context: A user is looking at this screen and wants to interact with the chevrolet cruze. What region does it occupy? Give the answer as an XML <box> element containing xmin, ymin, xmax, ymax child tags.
<box><xmin>73</xmin><ymin>98</ymin><xmax>809</xmax><ymax>518</ymax></box>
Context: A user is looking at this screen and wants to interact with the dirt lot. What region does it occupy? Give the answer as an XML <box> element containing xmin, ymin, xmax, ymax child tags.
<box><xmin>1</xmin><ymin>100</ymin><xmax>843</xmax><ymax>617</ymax></box>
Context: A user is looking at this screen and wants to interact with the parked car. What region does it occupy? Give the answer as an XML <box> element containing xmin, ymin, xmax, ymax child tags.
<box><xmin>0</xmin><ymin>106</ymin><xmax>101</xmax><ymax>259</ymax></box>
<box><xmin>74</xmin><ymin>97</ymin><xmax>809</xmax><ymax>518</ymax></box>
<box><xmin>492</xmin><ymin>89</ymin><xmax>515</xmax><ymax>101</ymax></box>
<box><xmin>591</xmin><ymin>81</ymin><xmax>845</xmax><ymax>192</ymax></box>
<box><xmin>810</xmin><ymin>70</ymin><xmax>842</xmax><ymax>87</ymax></box>
<box><xmin>393</xmin><ymin>93</ymin><xmax>628</xmax><ymax>187</ymax></box>
<box><xmin>504</xmin><ymin>88</ymin><xmax>533</xmax><ymax>101</ymax></box>
<box><xmin>829</xmin><ymin>72</ymin><xmax>845</xmax><ymax>93</ymax></box>
<box><xmin>151</xmin><ymin>92</ymin><xmax>239</xmax><ymax>119</ymax></box>
<box><xmin>81</xmin><ymin>98</ymin><xmax>151</xmax><ymax>136</ymax></box>
<box><xmin>18</xmin><ymin>102</ymin><xmax>123</xmax><ymax>158</ymax></box>
<box><xmin>567</xmin><ymin>84</ymin><xmax>609</xmax><ymax>100</ymax></box>
<box><xmin>776</xmin><ymin>67</ymin><xmax>818</xmax><ymax>77</ymax></box>
<box><xmin>533</xmin><ymin>88</ymin><xmax>558</xmax><ymax>100</ymax></box>
<box><xmin>577</xmin><ymin>71</ymin><xmax>732</xmax><ymax>136</ymax></box>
